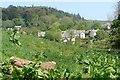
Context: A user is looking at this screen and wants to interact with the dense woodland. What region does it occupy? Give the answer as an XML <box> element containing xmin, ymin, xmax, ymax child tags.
<box><xmin>2</xmin><ymin>5</ymin><xmax>105</xmax><ymax>31</ymax></box>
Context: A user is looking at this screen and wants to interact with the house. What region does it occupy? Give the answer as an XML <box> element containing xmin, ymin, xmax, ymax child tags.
<box><xmin>104</xmin><ymin>23</ymin><xmax>111</xmax><ymax>34</ymax></box>
<box><xmin>61</xmin><ymin>31</ymin><xmax>70</xmax><ymax>39</ymax></box>
<box><xmin>61</xmin><ymin>30</ymin><xmax>85</xmax><ymax>39</ymax></box>
<box><xmin>101</xmin><ymin>23</ymin><xmax>111</xmax><ymax>30</ymax></box>
<box><xmin>7</xmin><ymin>28</ymin><xmax>13</xmax><ymax>31</ymax></box>
<box><xmin>38</xmin><ymin>32</ymin><xmax>46</xmax><ymax>37</ymax></box>
<box><xmin>102</xmin><ymin>23</ymin><xmax>111</xmax><ymax>30</ymax></box>
<box><xmin>15</xmin><ymin>26</ymin><xmax>21</xmax><ymax>30</ymax></box>
<box><xmin>74</xmin><ymin>30</ymin><xmax>85</xmax><ymax>39</ymax></box>
<box><xmin>89</xmin><ymin>29</ymin><xmax>98</xmax><ymax>37</ymax></box>
<box><xmin>106</xmin><ymin>23</ymin><xmax>111</xmax><ymax>30</ymax></box>
<box><xmin>101</xmin><ymin>23</ymin><xmax>111</xmax><ymax>34</ymax></box>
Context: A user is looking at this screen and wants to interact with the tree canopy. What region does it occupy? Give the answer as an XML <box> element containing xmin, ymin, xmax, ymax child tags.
<box><xmin>110</xmin><ymin>14</ymin><xmax>120</xmax><ymax>49</ymax></box>
<box><xmin>109</xmin><ymin>1</ymin><xmax>120</xmax><ymax>49</ymax></box>
<box><xmin>2</xmin><ymin>5</ymin><xmax>99</xmax><ymax>31</ymax></box>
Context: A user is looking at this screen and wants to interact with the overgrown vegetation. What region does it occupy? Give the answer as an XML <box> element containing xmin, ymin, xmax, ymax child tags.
<box><xmin>1</xmin><ymin>30</ymin><xmax>120</xmax><ymax>79</ymax></box>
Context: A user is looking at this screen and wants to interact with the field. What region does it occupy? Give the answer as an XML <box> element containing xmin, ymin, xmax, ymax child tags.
<box><xmin>1</xmin><ymin>30</ymin><xmax>120</xmax><ymax>79</ymax></box>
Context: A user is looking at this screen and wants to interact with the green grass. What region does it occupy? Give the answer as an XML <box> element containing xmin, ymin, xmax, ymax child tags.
<box><xmin>2</xmin><ymin>30</ymin><xmax>120</xmax><ymax>78</ymax></box>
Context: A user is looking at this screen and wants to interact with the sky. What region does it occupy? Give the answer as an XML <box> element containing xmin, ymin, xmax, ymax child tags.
<box><xmin>1</xmin><ymin>1</ymin><xmax>117</xmax><ymax>20</ymax></box>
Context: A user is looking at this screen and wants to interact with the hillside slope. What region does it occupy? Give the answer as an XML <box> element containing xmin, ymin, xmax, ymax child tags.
<box><xmin>2</xmin><ymin>30</ymin><xmax>120</xmax><ymax>78</ymax></box>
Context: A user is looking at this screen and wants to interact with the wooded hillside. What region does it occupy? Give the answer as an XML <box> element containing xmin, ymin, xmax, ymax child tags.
<box><xmin>2</xmin><ymin>5</ymin><xmax>104</xmax><ymax>31</ymax></box>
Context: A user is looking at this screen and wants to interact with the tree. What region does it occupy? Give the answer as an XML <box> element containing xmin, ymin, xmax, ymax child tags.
<box><xmin>76</xmin><ymin>13</ymin><xmax>81</xmax><ymax>19</ymax></box>
<box><xmin>66</xmin><ymin>29</ymin><xmax>75</xmax><ymax>39</ymax></box>
<box><xmin>59</xmin><ymin>24</ymin><xmax>67</xmax><ymax>31</ymax></box>
<box><xmin>110</xmin><ymin>14</ymin><xmax>120</xmax><ymax>49</ymax></box>
<box><xmin>30</xmin><ymin>15</ymin><xmax>39</xmax><ymax>27</ymax></box>
<box><xmin>45</xmin><ymin>29</ymin><xmax>61</xmax><ymax>42</ymax></box>
<box><xmin>37</xmin><ymin>20</ymin><xmax>47</xmax><ymax>31</ymax></box>
<box><xmin>12</xmin><ymin>18</ymin><xmax>25</xmax><ymax>27</ymax></box>
<box><xmin>109</xmin><ymin>2</ymin><xmax>120</xmax><ymax>49</ymax></box>
<box><xmin>92</xmin><ymin>21</ymin><xmax>101</xmax><ymax>29</ymax></box>
<box><xmin>49</xmin><ymin>22</ymin><xmax>60</xmax><ymax>30</ymax></box>
<box><xmin>96</xmin><ymin>30</ymin><xmax>106</xmax><ymax>40</ymax></box>
<box><xmin>67</xmin><ymin>21</ymin><xmax>74</xmax><ymax>29</ymax></box>
<box><xmin>73</xmin><ymin>14</ymin><xmax>82</xmax><ymax>25</ymax></box>
<box><xmin>40</xmin><ymin>15</ymin><xmax>58</xmax><ymax>29</ymax></box>
<box><xmin>23</xmin><ymin>11</ymin><xmax>32</xmax><ymax>27</ymax></box>
<box><xmin>2</xmin><ymin>9</ymin><xmax>9</xmax><ymax>20</ymax></box>
<box><xmin>74</xmin><ymin>25</ymin><xmax>86</xmax><ymax>30</ymax></box>
<box><xmin>7</xmin><ymin>5</ymin><xmax>20</xmax><ymax>20</ymax></box>
<box><xmin>60</xmin><ymin>17</ymin><xmax>74</xmax><ymax>29</ymax></box>
<box><xmin>2</xmin><ymin>20</ymin><xmax>14</xmax><ymax>28</ymax></box>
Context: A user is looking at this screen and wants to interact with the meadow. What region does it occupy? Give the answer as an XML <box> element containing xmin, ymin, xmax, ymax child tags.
<box><xmin>1</xmin><ymin>30</ymin><xmax>120</xmax><ymax>79</ymax></box>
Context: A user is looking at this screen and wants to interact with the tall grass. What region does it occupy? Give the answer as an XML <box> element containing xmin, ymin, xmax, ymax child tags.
<box><xmin>2</xmin><ymin>30</ymin><xmax>120</xmax><ymax>78</ymax></box>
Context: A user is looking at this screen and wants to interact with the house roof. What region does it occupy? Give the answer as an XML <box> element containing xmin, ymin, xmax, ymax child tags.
<box><xmin>61</xmin><ymin>31</ymin><xmax>70</xmax><ymax>38</ymax></box>
<box><xmin>101</xmin><ymin>23</ymin><xmax>111</xmax><ymax>29</ymax></box>
<box><xmin>15</xmin><ymin>26</ymin><xmax>21</xmax><ymax>28</ymax></box>
<box><xmin>61</xmin><ymin>30</ymin><xmax>85</xmax><ymax>38</ymax></box>
<box><xmin>90</xmin><ymin>30</ymin><xmax>98</xmax><ymax>33</ymax></box>
<box><xmin>74</xmin><ymin>30</ymin><xmax>85</xmax><ymax>34</ymax></box>
<box><xmin>38</xmin><ymin>32</ymin><xmax>45</xmax><ymax>35</ymax></box>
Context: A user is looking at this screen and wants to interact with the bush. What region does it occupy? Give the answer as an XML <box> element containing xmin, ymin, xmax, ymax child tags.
<box><xmin>45</xmin><ymin>29</ymin><xmax>61</xmax><ymax>42</ymax></box>
<box><xmin>96</xmin><ymin>30</ymin><xmax>106</xmax><ymax>40</ymax></box>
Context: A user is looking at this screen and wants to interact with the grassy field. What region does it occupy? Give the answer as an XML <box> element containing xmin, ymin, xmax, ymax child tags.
<box><xmin>1</xmin><ymin>30</ymin><xmax>120</xmax><ymax>78</ymax></box>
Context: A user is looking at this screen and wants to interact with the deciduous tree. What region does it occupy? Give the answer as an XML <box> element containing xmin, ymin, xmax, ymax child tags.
<box><xmin>109</xmin><ymin>1</ymin><xmax>120</xmax><ymax>49</ymax></box>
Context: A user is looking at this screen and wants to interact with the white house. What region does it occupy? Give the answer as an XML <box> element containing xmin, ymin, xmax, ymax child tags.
<box><xmin>38</xmin><ymin>32</ymin><xmax>46</xmax><ymax>37</ymax></box>
<box><xmin>89</xmin><ymin>29</ymin><xmax>98</xmax><ymax>37</ymax></box>
<box><xmin>101</xmin><ymin>23</ymin><xmax>111</xmax><ymax>30</ymax></box>
<box><xmin>15</xmin><ymin>26</ymin><xmax>21</xmax><ymax>30</ymax></box>
<box><xmin>106</xmin><ymin>23</ymin><xmax>111</xmax><ymax>30</ymax></box>
<box><xmin>74</xmin><ymin>30</ymin><xmax>85</xmax><ymax>39</ymax></box>
<box><xmin>61</xmin><ymin>30</ymin><xmax>85</xmax><ymax>39</ymax></box>
<box><xmin>80</xmin><ymin>31</ymin><xmax>85</xmax><ymax>39</ymax></box>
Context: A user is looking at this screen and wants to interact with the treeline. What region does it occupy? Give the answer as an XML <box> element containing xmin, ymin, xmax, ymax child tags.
<box><xmin>2</xmin><ymin>5</ymin><xmax>101</xmax><ymax>31</ymax></box>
